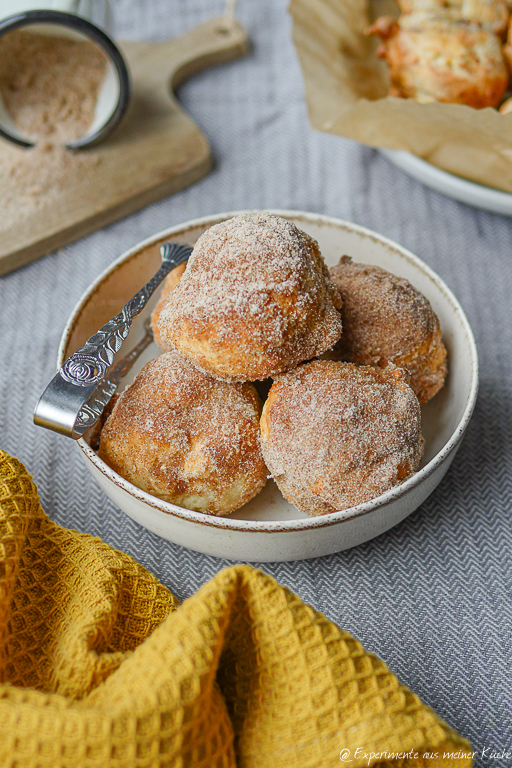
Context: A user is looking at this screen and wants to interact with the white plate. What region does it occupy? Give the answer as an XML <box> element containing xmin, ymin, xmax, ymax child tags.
<box><xmin>59</xmin><ymin>211</ymin><xmax>479</xmax><ymax>562</ymax></box>
<box><xmin>381</xmin><ymin>149</ymin><xmax>512</xmax><ymax>216</ymax></box>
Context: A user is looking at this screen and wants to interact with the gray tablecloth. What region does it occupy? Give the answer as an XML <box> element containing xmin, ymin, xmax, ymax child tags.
<box><xmin>1</xmin><ymin>1</ymin><xmax>511</xmax><ymax>764</ymax></box>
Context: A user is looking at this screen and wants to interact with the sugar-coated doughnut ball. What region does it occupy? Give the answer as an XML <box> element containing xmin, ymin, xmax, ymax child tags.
<box><xmin>99</xmin><ymin>351</ymin><xmax>267</xmax><ymax>516</ymax></box>
<box><xmin>153</xmin><ymin>213</ymin><xmax>343</xmax><ymax>381</ymax></box>
<box><xmin>151</xmin><ymin>260</ymin><xmax>187</xmax><ymax>349</ymax></box>
<box><xmin>329</xmin><ymin>256</ymin><xmax>447</xmax><ymax>404</ymax></box>
<box><xmin>260</xmin><ymin>360</ymin><xmax>424</xmax><ymax>516</ymax></box>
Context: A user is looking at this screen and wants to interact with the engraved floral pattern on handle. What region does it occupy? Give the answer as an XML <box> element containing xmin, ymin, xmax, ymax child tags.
<box><xmin>74</xmin><ymin>321</ymin><xmax>155</xmax><ymax>434</ymax></box>
<box><xmin>75</xmin><ymin>379</ymin><xmax>118</xmax><ymax>432</ymax></box>
<box><xmin>59</xmin><ymin>242</ymin><xmax>192</xmax><ymax>388</ymax></box>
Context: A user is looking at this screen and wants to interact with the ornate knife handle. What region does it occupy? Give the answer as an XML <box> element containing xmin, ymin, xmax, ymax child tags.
<box><xmin>33</xmin><ymin>242</ymin><xmax>192</xmax><ymax>439</ymax></box>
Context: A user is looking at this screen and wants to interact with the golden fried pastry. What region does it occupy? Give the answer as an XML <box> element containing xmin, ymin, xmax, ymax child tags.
<box><xmin>503</xmin><ymin>16</ymin><xmax>512</xmax><ymax>74</ymax></box>
<box><xmin>329</xmin><ymin>256</ymin><xmax>447</xmax><ymax>405</ymax></box>
<box><xmin>154</xmin><ymin>213</ymin><xmax>343</xmax><ymax>381</ymax></box>
<box><xmin>499</xmin><ymin>96</ymin><xmax>512</xmax><ymax>114</ymax></box>
<box><xmin>397</xmin><ymin>0</ymin><xmax>509</xmax><ymax>35</ymax></box>
<box><xmin>367</xmin><ymin>13</ymin><xmax>508</xmax><ymax>107</ymax></box>
<box><xmin>99</xmin><ymin>351</ymin><xmax>267</xmax><ymax>516</ymax></box>
<box><xmin>151</xmin><ymin>260</ymin><xmax>187</xmax><ymax>348</ymax></box>
<box><xmin>260</xmin><ymin>361</ymin><xmax>424</xmax><ymax>516</ymax></box>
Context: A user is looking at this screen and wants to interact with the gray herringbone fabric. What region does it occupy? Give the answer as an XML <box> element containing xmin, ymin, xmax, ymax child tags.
<box><xmin>1</xmin><ymin>1</ymin><xmax>511</xmax><ymax>765</ymax></box>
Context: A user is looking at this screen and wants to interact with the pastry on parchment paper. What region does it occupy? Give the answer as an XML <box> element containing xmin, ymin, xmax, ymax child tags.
<box><xmin>366</xmin><ymin>12</ymin><xmax>508</xmax><ymax>108</ymax></box>
<box><xmin>397</xmin><ymin>0</ymin><xmax>509</xmax><ymax>36</ymax></box>
<box><xmin>502</xmin><ymin>14</ymin><xmax>512</xmax><ymax>75</ymax></box>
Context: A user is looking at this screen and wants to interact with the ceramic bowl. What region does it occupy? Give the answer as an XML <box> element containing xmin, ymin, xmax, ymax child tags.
<box><xmin>380</xmin><ymin>149</ymin><xmax>512</xmax><ymax>216</ymax></box>
<box><xmin>59</xmin><ymin>211</ymin><xmax>479</xmax><ymax>562</ymax></box>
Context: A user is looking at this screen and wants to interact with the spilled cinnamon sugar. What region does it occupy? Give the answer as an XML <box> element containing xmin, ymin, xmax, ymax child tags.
<box><xmin>0</xmin><ymin>140</ymin><xmax>102</xmax><ymax>225</ymax></box>
<box><xmin>0</xmin><ymin>29</ymin><xmax>107</xmax><ymax>226</ymax></box>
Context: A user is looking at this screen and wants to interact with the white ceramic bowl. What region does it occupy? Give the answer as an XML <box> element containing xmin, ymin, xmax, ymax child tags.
<box><xmin>59</xmin><ymin>211</ymin><xmax>479</xmax><ymax>562</ymax></box>
<box><xmin>380</xmin><ymin>149</ymin><xmax>512</xmax><ymax>216</ymax></box>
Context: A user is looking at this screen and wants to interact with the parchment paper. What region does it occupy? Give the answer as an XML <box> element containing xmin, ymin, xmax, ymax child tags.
<box><xmin>289</xmin><ymin>0</ymin><xmax>512</xmax><ymax>193</ymax></box>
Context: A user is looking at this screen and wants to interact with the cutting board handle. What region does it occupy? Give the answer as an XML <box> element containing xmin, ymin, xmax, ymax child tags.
<box><xmin>140</xmin><ymin>16</ymin><xmax>249</xmax><ymax>92</ymax></box>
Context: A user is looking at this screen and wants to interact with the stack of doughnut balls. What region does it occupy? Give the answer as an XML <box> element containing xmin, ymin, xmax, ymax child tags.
<box><xmin>99</xmin><ymin>213</ymin><xmax>447</xmax><ymax>518</ymax></box>
<box><xmin>366</xmin><ymin>0</ymin><xmax>512</xmax><ymax>113</ymax></box>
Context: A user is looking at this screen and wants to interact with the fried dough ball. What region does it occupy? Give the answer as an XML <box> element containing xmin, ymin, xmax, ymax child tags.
<box><xmin>397</xmin><ymin>0</ymin><xmax>509</xmax><ymax>35</ymax></box>
<box><xmin>151</xmin><ymin>260</ymin><xmax>187</xmax><ymax>348</ymax></box>
<box><xmin>260</xmin><ymin>361</ymin><xmax>424</xmax><ymax>516</ymax></box>
<box><xmin>503</xmin><ymin>16</ymin><xmax>512</xmax><ymax>74</ymax></box>
<box><xmin>366</xmin><ymin>13</ymin><xmax>508</xmax><ymax>107</ymax></box>
<box><xmin>154</xmin><ymin>213</ymin><xmax>343</xmax><ymax>382</ymax></box>
<box><xmin>499</xmin><ymin>96</ymin><xmax>512</xmax><ymax>114</ymax></box>
<box><xmin>328</xmin><ymin>256</ymin><xmax>447</xmax><ymax>405</ymax></box>
<box><xmin>99</xmin><ymin>352</ymin><xmax>267</xmax><ymax>516</ymax></box>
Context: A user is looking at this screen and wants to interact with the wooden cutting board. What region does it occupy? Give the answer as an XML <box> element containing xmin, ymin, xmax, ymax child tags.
<box><xmin>0</xmin><ymin>17</ymin><xmax>248</xmax><ymax>276</ymax></box>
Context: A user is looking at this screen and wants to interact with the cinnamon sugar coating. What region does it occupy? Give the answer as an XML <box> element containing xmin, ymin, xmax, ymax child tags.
<box><xmin>99</xmin><ymin>352</ymin><xmax>267</xmax><ymax>516</ymax></box>
<box><xmin>366</xmin><ymin>12</ymin><xmax>508</xmax><ymax>108</ymax></box>
<box><xmin>151</xmin><ymin>261</ymin><xmax>187</xmax><ymax>349</ymax></box>
<box><xmin>260</xmin><ymin>361</ymin><xmax>424</xmax><ymax>516</ymax></box>
<box><xmin>154</xmin><ymin>213</ymin><xmax>343</xmax><ymax>381</ymax></box>
<box><xmin>329</xmin><ymin>256</ymin><xmax>447</xmax><ymax>404</ymax></box>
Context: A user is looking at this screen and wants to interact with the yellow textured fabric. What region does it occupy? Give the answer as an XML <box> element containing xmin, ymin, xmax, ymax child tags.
<box><xmin>0</xmin><ymin>449</ymin><xmax>473</xmax><ymax>768</ymax></box>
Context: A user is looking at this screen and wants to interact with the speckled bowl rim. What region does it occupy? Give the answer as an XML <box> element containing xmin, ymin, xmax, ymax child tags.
<box><xmin>59</xmin><ymin>210</ymin><xmax>479</xmax><ymax>533</ymax></box>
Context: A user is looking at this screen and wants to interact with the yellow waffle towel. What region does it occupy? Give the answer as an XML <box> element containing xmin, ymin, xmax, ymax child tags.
<box><xmin>0</xmin><ymin>449</ymin><xmax>473</xmax><ymax>768</ymax></box>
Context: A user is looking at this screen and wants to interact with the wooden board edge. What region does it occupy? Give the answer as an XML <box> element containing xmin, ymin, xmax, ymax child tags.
<box><xmin>0</xmin><ymin>150</ymin><xmax>212</xmax><ymax>277</ymax></box>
